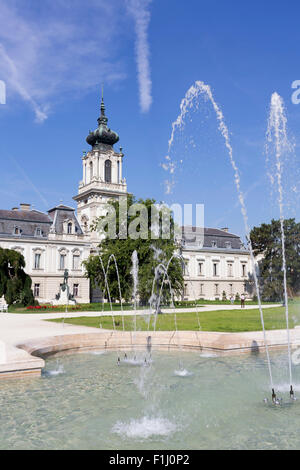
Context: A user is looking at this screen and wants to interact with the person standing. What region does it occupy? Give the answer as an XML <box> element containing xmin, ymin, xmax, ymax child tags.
<box><xmin>241</xmin><ymin>293</ymin><xmax>245</xmax><ymax>308</ymax></box>
<box><xmin>230</xmin><ymin>295</ymin><xmax>234</xmax><ymax>305</ymax></box>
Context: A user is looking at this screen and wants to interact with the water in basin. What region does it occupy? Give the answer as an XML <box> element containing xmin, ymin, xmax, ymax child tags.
<box><xmin>0</xmin><ymin>349</ymin><xmax>299</xmax><ymax>450</ymax></box>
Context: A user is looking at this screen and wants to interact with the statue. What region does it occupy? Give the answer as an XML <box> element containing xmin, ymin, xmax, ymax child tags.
<box><xmin>61</xmin><ymin>269</ymin><xmax>69</xmax><ymax>292</ymax></box>
<box><xmin>52</xmin><ymin>268</ymin><xmax>75</xmax><ymax>306</ymax></box>
<box><xmin>64</xmin><ymin>269</ymin><xmax>69</xmax><ymax>285</ymax></box>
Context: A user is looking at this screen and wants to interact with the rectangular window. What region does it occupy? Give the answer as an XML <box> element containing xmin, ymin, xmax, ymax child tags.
<box><xmin>60</xmin><ymin>254</ymin><xmax>66</xmax><ymax>270</ymax></box>
<box><xmin>183</xmin><ymin>261</ymin><xmax>189</xmax><ymax>276</ymax></box>
<box><xmin>73</xmin><ymin>284</ymin><xmax>79</xmax><ymax>297</ymax></box>
<box><xmin>184</xmin><ymin>284</ymin><xmax>188</xmax><ymax>297</ymax></box>
<box><xmin>198</xmin><ymin>262</ymin><xmax>203</xmax><ymax>276</ymax></box>
<box><xmin>229</xmin><ymin>283</ymin><xmax>233</xmax><ymax>294</ymax></box>
<box><xmin>73</xmin><ymin>255</ymin><xmax>80</xmax><ymax>270</ymax></box>
<box><xmin>34</xmin><ymin>283</ymin><xmax>40</xmax><ymax>297</ymax></box>
<box><xmin>34</xmin><ymin>253</ymin><xmax>41</xmax><ymax>269</ymax></box>
<box><xmin>213</xmin><ymin>263</ymin><xmax>218</xmax><ymax>276</ymax></box>
<box><xmin>200</xmin><ymin>284</ymin><xmax>204</xmax><ymax>295</ymax></box>
<box><xmin>227</xmin><ymin>263</ymin><xmax>233</xmax><ymax>277</ymax></box>
<box><xmin>242</xmin><ymin>264</ymin><xmax>246</xmax><ymax>277</ymax></box>
<box><xmin>215</xmin><ymin>284</ymin><xmax>219</xmax><ymax>295</ymax></box>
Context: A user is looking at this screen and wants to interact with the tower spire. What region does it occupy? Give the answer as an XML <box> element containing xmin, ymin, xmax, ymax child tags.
<box><xmin>86</xmin><ymin>89</ymin><xmax>119</xmax><ymax>149</ymax></box>
<box><xmin>100</xmin><ymin>84</ymin><xmax>105</xmax><ymax>116</ymax></box>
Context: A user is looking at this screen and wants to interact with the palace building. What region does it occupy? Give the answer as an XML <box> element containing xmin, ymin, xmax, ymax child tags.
<box><xmin>0</xmin><ymin>96</ymin><xmax>252</xmax><ymax>303</ymax></box>
<box><xmin>180</xmin><ymin>226</ymin><xmax>251</xmax><ymax>301</ymax></box>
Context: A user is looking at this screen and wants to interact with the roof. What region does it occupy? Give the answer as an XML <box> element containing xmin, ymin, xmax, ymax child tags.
<box><xmin>48</xmin><ymin>204</ymin><xmax>75</xmax><ymax>213</ymax></box>
<box><xmin>181</xmin><ymin>226</ymin><xmax>247</xmax><ymax>251</ymax></box>
<box><xmin>0</xmin><ymin>209</ymin><xmax>52</xmax><ymax>224</ymax></box>
<box><xmin>0</xmin><ymin>206</ymin><xmax>83</xmax><ymax>239</ymax></box>
<box><xmin>0</xmin><ymin>209</ymin><xmax>52</xmax><ymax>239</ymax></box>
<box><xmin>49</xmin><ymin>206</ymin><xmax>83</xmax><ymax>235</ymax></box>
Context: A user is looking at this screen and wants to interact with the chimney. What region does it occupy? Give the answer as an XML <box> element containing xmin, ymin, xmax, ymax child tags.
<box><xmin>12</xmin><ymin>207</ymin><xmax>19</xmax><ymax>211</ymax></box>
<box><xmin>221</xmin><ymin>227</ymin><xmax>229</xmax><ymax>232</ymax></box>
<box><xmin>20</xmin><ymin>203</ymin><xmax>31</xmax><ymax>211</ymax></box>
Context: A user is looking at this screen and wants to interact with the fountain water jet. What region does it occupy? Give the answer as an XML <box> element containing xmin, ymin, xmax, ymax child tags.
<box><xmin>266</xmin><ymin>92</ymin><xmax>294</xmax><ymax>393</ymax></box>
<box><xmin>130</xmin><ymin>250</ymin><xmax>139</xmax><ymax>359</ymax></box>
<box><xmin>106</xmin><ymin>254</ymin><xmax>125</xmax><ymax>331</ymax></box>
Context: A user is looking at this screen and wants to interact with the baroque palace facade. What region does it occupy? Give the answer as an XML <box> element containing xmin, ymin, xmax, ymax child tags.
<box><xmin>0</xmin><ymin>97</ymin><xmax>252</xmax><ymax>303</ymax></box>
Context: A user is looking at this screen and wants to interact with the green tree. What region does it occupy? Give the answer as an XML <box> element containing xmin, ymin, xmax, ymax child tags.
<box><xmin>250</xmin><ymin>218</ymin><xmax>300</xmax><ymax>300</ymax></box>
<box><xmin>83</xmin><ymin>195</ymin><xmax>184</xmax><ymax>305</ymax></box>
<box><xmin>0</xmin><ymin>248</ymin><xmax>35</xmax><ymax>306</ymax></box>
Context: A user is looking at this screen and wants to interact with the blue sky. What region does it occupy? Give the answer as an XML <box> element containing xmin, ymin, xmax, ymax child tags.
<box><xmin>0</xmin><ymin>0</ymin><xmax>300</xmax><ymax>239</ymax></box>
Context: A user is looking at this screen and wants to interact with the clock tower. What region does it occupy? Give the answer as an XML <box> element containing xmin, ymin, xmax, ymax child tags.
<box><xmin>73</xmin><ymin>94</ymin><xmax>127</xmax><ymax>246</ymax></box>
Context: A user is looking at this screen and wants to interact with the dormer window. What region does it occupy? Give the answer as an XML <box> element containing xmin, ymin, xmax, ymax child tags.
<box><xmin>225</xmin><ymin>241</ymin><xmax>231</xmax><ymax>249</ymax></box>
<box><xmin>35</xmin><ymin>227</ymin><xmax>42</xmax><ymax>237</ymax></box>
<box><xmin>14</xmin><ymin>226</ymin><xmax>21</xmax><ymax>235</ymax></box>
<box><xmin>211</xmin><ymin>240</ymin><xmax>217</xmax><ymax>248</ymax></box>
<box><xmin>67</xmin><ymin>222</ymin><xmax>72</xmax><ymax>234</ymax></box>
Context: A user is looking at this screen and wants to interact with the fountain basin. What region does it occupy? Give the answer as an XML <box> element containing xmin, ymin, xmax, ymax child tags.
<box><xmin>1</xmin><ymin>327</ymin><xmax>300</xmax><ymax>379</ymax></box>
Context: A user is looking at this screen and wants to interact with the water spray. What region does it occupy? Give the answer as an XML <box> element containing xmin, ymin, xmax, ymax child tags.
<box><xmin>165</xmin><ymin>80</ymin><xmax>274</xmax><ymax>394</ymax></box>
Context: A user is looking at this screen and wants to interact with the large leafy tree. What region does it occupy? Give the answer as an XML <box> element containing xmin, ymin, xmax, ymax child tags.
<box><xmin>83</xmin><ymin>195</ymin><xmax>184</xmax><ymax>305</ymax></box>
<box><xmin>250</xmin><ymin>218</ymin><xmax>300</xmax><ymax>300</ymax></box>
<box><xmin>0</xmin><ymin>248</ymin><xmax>35</xmax><ymax>306</ymax></box>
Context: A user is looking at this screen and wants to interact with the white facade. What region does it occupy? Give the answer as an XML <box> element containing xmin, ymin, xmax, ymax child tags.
<box><xmin>0</xmin><ymin>207</ymin><xmax>91</xmax><ymax>304</ymax></box>
<box><xmin>182</xmin><ymin>248</ymin><xmax>251</xmax><ymax>300</ymax></box>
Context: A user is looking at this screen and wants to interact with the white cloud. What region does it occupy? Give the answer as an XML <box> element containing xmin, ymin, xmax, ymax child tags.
<box><xmin>0</xmin><ymin>0</ymin><xmax>126</xmax><ymax>122</ymax></box>
<box><xmin>126</xmin><ymin>0</ymin><xmax>152</xmax><ymax>113</ymax></box>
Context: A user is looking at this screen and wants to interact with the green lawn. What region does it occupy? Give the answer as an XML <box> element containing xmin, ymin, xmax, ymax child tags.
<box><xmin>47</xmin><ymin>302</ymin><xmax>300</xmax><ymax>333</ymax></box>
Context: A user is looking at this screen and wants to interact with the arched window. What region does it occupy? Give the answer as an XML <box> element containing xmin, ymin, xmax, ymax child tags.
<box><xmin>105</xmin><ymin>160</ymin><xmax>111</xmax><ymax>183</ymax></box>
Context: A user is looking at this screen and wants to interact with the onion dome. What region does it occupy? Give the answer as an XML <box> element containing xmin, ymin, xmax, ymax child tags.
<box><xmin>86</xmin><ymin>94</ymin><xmax>119</xmax><ymax>149</ymax></box>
